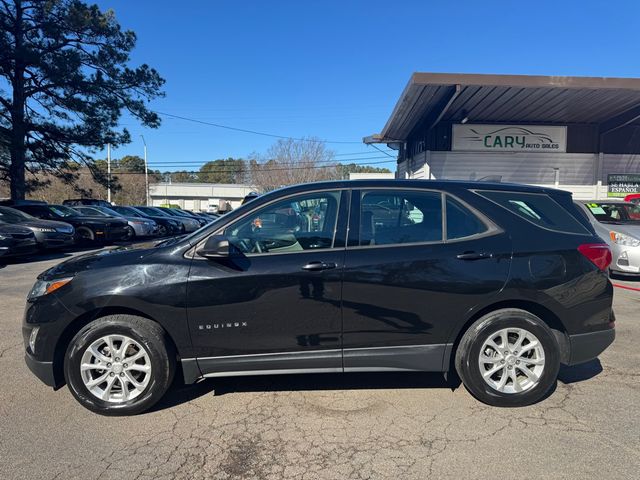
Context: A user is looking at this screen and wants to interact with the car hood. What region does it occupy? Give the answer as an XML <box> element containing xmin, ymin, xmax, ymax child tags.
<box><xmin>40</xmin><ymin>239</ymin><xmax>174</xmax><ymax>279</ymax></box>
<box><xmin>0</xmin><ymin>223</ymin><xmax>34</xmax><ymax>235</ymax></box>
<box><xmin>17</xmin><ymin>219</ymin><xmax>74</xmax><ymax>231</ymax></box>
<box><xmin>126</xmin><ymin>216</ymin><xmax>155</xmax><ymax>223</ymax></box>
<box><xmin>600</xmin><ymin>222</ymin><xmax>640</xmax><ymax>238</ymax></box>
<box><xmin>67</xmin><ymin>216</ymin><xmax>127</xmax><ymax>225</ymax></box>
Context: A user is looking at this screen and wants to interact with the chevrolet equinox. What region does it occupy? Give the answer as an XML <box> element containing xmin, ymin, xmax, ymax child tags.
<box><xmin>23</xmin><ymin>180</ymin><xmax>615</xmax><ymax>415</ymax></box>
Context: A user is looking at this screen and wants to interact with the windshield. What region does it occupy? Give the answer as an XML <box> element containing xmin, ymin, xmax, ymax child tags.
<box><xmin>160</xmin><ymin>208</ymin><xmax>184</xmax><ymax>217</ymax></box>
<box><xmin>95</xmin><ymin>206</ymin><xmax>124</xmax><ymax>217</ymax></box>
<box><xmin>0</xmin><ymin>206</ymin><xmax>34</xmax><ymax>223</ymax></box>
<box><xmin>112</xmin><ymin>206</ymin><xmax>141</xmax><ymax>217</ymax></box>
<box><xmin>75</xmin><ymin>206</ymin><xmax>111</xmax><ymax>217</ymax></box>
<box><xmin>48</xmin><ymin>205</ymin><xmax>80</xmax><ymax>217</ymax></box>
<box><xmin>137</xmin><ymin>206</ymin><xmax>169</xmax><ymax>217</ymax></box>
<box><xmin>584</xmin><ymin>202</ymin><xmax>640</xmax><ymax>222</ymax></box>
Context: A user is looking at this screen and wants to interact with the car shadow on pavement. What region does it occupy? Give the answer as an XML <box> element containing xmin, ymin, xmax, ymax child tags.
<box><xmin>150</xmin><ymin>371</ymin><xmax>461</xmax><ymax>413</ymax></box>
<box><xmin>149</xmin><ymin>361</ymin><xmax>605</xmax><ymax>413</ymax></box>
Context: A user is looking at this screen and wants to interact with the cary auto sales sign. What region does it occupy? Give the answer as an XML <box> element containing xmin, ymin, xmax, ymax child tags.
<box><xmin>452</xmin><ymin>124</ymin><xmax>567</xmax><ymax>152</ymax></box>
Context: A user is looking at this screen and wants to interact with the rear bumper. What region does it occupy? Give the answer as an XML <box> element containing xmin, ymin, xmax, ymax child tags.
<box><xmin>42</xmin><ymin>234</ymin><xmax>75</xmax><ymax>249</ymax></box>
<box><xmin>567</xmin><ymin>328</ymin><xmax>615</xmax><ymax>365</ymax></box>
<box><xmin>25</xmin><ymin>352</ymin><xmax>58</xmax><ymax>388</ymax></box>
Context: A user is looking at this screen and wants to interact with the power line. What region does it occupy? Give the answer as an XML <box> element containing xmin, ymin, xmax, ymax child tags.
<box><xmin>369</xmin><ymin>143</ymin><xmax>395</xmax><ymax>158</ymax></box>
<box><xmin>103</xmin><ymin>159</ymin><xmax>396</xmax><ymax>175</ymax></box>
<box><xmin>146</xmin><ymin>155</ymin><xmax>394</xmax><ymax>167</ymax></box>
<box><xmin>153</xmin><ymin>110</ymin><xmax>364</xmax><ymax>144</ymax></box>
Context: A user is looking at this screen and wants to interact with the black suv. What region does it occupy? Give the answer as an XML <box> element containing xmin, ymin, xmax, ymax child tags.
<box><xmin>23</xmin><ymin>180</ymin><xmax>615</xmax><ymax>415</ymax></box>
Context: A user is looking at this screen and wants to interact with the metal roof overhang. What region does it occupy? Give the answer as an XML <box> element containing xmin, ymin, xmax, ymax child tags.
<box><xmin>365</xmin><ymin>73</ymin><xmax>640</xmax><ymax>143</ymax></box>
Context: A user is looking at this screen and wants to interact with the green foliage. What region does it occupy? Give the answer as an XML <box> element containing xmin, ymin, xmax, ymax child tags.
<box><xmin>166</xmin><ymin>170</ymin><xmax>197</xmax><ymax>183</ymax></box>
<box><xmin>0</xmin><ymin>0</ymin><xmax>165</xmax><ymax>199</ymax></box>
<box><xmin>197</xmin><ymin>158</ymin><xmax>246</xmax><ymax>183</ymax></box>
<box><xmin>117</xmin><ymin>155</ymin><xmax>146</xmax><ymax>173</ymax></box>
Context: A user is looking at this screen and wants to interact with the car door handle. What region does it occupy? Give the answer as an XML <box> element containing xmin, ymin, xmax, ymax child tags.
<box><xmin>302</xmin><ymin>261</ymin><xmax>338</xmax><ymax>271</ymax></box>
<box><xmin>456</xmin><ymin>252</ymin><xmax>493</xmax><ymax>260</ymax></box>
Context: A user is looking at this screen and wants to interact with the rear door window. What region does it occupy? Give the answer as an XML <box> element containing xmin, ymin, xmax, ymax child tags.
<box><xmin>477</xmin><ymin>190</ymin><xmax>589</xmax><ymax>234</ymax></box>
<box><xmin>359</xmin><ymin>190</ymin><xmax>443</xmax><ymax>246</ymax></box>
<box><xmin>445</xmin><ymin>196</ymin><xmax>489</xmax><ymax>240</ymax></box>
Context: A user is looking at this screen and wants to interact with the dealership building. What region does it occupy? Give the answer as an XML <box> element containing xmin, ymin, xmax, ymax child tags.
<box><xmin>149</xmin><ymin>183</ymin><xmax>255</xmax><ymax>212</ymax></box>
<box><xmin>365</xmin><ymin>73</ymin><xmax>640</xmax><ymax>199</ymax></box>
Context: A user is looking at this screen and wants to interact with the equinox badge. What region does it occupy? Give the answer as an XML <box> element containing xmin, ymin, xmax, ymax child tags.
<box><xmin>198</xmin><ymin>322</ymin><xmax>248</xmax><ymax>330</ymax></box>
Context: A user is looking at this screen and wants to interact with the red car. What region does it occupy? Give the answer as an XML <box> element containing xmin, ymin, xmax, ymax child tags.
<box><xmin>624</xmin><ymin>193</ymin><xmax>640</xmax><ymax>205</ymax></box>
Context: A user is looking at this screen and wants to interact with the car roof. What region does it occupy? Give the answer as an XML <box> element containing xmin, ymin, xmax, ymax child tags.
<box><xmin>263</xmin><ymin>179</ymin><xmax>573</xmax><ymax>196</ymax></box>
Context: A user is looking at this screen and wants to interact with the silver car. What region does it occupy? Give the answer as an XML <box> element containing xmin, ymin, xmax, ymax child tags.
<box><xmin>72</xmin><ymin>206</ymin><xmax>158</xmax><ymax>239</ymax></box>
<box><xmin>575</xmin><ymin>200</ymin><xmax>640</xmax><ymax>276</ymax></box>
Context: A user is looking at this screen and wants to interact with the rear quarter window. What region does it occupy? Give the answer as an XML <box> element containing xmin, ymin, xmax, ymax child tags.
<box><xmin>476</xmin><ymin>190</ymin><xmax>589</xmax><ymax>235</ymax></box>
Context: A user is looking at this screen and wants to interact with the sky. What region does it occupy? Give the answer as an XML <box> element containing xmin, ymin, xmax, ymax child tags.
<box><xmin>94</xmin><ymin>0</ymin><xmax>640</xmax><ymax>172</ymax></box>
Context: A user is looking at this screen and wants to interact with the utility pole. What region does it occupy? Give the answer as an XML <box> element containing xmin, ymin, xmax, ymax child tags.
<box><xmin>141</xmin><ymin>135</ymin><xmax>149</xmax><ymax>206</ymax></box>
<box><xmin>107</xmin><ymin>143</ymin><xmax>111</xmax><ymax>203</ymax></box>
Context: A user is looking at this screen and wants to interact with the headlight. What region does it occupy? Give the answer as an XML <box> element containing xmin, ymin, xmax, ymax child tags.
<box><xmin>35</xmin><ymin>227</ymin><xmax>56</xmax><ymax>233</ymax></box>
<box><xmin>609</xmin><ymin>231</ymin><xmax>640</xmax><ymax>247</ymax></box>
<box><xmin>27</xmin><ymin>277</ymin><xmax>73</xmax><ymax>300</ymax></box>
<box><xmin>29</xmin><ymin>327</ymin><xmax>40</xmax><ymax>353</ymax></box>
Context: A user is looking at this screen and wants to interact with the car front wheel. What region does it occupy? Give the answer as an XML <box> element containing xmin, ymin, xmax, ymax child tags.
<box><xmin>455</xmin><ymin>308</ymin><xmax>560</xmax><ymax>407</ymax></box>
<box><xmin>64</xmin><ymin>314</ymin><xmax>175</xmax><ymax>415</ymax></box>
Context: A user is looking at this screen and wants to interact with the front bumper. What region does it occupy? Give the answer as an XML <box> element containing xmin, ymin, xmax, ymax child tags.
<box><xmin>131</xmin><ymin>223</ymin><xmax>156</xmax><ymax>237</ymax></box>
<box><xmin>567</xmin><ymin>328</ymin><xmax>615</xmax><ymax>365</ymax></box>
<box><xmin>40</xmin><ymin>232</ymin><xmax>75</xmax><ymax>249</ymax></box>
<box><xmin>25</xmin><ymin>351</ymin><xmax>58</xmax><ymax>387</ymax></box>
<box><xmin>610</xmin><ymin>245</ymin><xmax>640</xmax><ymax>275</ymax></box>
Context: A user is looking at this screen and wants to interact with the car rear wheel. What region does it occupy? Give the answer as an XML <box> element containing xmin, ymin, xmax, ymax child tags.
<box><xmin>455</xmin><ymin>308</ymin><xmax>560</xmax><ymax>407</ymax></box>
<box><xmin>64</xmin><ymin>315</ymin><xmax>175</xmax><ymax>415</ymax></box>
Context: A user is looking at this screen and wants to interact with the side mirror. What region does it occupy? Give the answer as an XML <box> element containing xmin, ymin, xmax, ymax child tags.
<box><xmin>196</xmin><ymin>235</ymin><xmax>230</xmax><ymax>258</ymax></box>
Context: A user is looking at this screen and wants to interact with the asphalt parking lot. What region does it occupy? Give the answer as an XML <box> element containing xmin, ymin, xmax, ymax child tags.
<box><xmin>0</xmin><ymin>250</ymin><xmax>639</xmax><ymax>480</ymax></box>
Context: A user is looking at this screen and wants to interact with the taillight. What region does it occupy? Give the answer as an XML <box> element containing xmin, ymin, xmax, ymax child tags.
<box><xmin>577</xmin><ymin>243</ymin><xmax>612</xmax><ymax>272</ymax></box>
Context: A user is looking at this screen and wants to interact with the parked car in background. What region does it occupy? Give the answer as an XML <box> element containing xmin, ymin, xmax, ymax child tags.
<box><xmin>109</xmin><ymin>206</ymin><xmax>182</xmax><ymax>237</ymax></box>
<box><xmin>72</xmin><ymin>206</ymin><xmax>157</xmax><ymax>240</ymax></box>
<box><xmin>13</xmin><ymin>204</ymin><xmax>128</xmax><ymax>244</ymax></box>
<box><xmin>193</xmin><ymin>211</ymin><xmax>219</xmax><ymax>222</ymax></box>
<box><xmin>134</xmin><ymin>206</ymin><xmax>200</xmax><ymax>232</ymax></box>
<box><xmin>63</xmin><ymin>199</ymin><xmax>113</xmax><ymax>208</ymax></box>
<box><xmin>0</xmin><ymin>206</ymin><xmax>74</xmax><ymax>250</ymax></box>
<box><xmin>0</xmin><ymin>223</ymin><xmax>37</xmax><ymax>258</ymax></box>
<box><xmin>24</xmin><ymin>180</ymin><xmax>614</xmax><ymax>415</ymax></box>
<box><xmin>624</xmin><ymin>193</ymin><xmax>640</xmax><ymax>205</ymax></box>
<box><xmin>575</xmin><ymin>200</ymin><xmax>640</xmax><ymax>276</ymax></box>
<box><xmin>157</xmin><ymin>206</ymin><xmax>208</xmax><ymax>227</ymax></box>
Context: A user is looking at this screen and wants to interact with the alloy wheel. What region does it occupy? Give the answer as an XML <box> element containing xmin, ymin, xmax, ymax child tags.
<box><xmin>478</xmin><ymin>328</ymin><xmax>545</xmax><ymax>394</ymax></box>
<box><xmin>80</xmin><ymin>334</ymin><xmax>152</xmax><ymax>403</ymax></box>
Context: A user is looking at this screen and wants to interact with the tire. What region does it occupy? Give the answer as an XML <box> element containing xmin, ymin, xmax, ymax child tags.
<box><xmin>123</xmin><ymin>225</ymin><xmax>135</xmax><ymax>241</ymax></box>
<box><xmin>157</xmin><ymin>224</ymin><xmax>168</xmax><ymax>237</ymax></box>
<box><xmin>455</xmin><ymin>308</ymin><xmax>560</xmax><ymax>407</ymax></box>
<box><xmin>74</xmin><ymin>226</ymin><xmax>94</xmax><ymax>244</ymax></box>
<box><xmin>64</xmin><ymin>314</ymin><xmax>176</xmax><ymax>416</ymax></box>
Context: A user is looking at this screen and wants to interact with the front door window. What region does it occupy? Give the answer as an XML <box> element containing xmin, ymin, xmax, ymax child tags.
<box><xmin>225</xmin><ymin>191</ymin><xmax>341</xmax><ymax>255</ymax></box>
